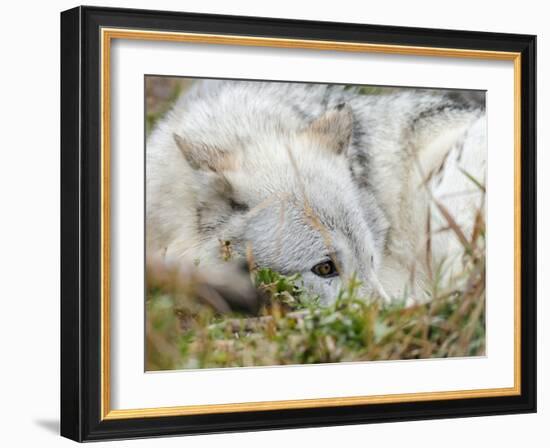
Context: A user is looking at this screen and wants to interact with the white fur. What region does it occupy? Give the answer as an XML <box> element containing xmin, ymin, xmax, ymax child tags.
<box><xmin>146</xmin><ymin>80</ymin><xmax>486</xmax><ymax>304</ymax></box>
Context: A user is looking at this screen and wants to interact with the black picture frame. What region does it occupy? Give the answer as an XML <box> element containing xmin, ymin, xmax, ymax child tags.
<box><xmin>61</xmin><ymin>5</ymin><xmax>536</xmax><ymax>442</ymax></box>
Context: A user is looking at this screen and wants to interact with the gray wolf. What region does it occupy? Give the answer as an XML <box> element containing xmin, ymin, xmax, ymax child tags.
<box><xmin>146</xmin><ymin>80</ymin><xmax>486</xmax><ymax>305</ymax></box>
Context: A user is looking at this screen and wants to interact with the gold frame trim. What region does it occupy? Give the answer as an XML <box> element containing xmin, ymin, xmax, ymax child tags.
<box><xmin>100</xmin><ymin>28</ymin><xmax>522</xmax><ymax>420</ymax></box>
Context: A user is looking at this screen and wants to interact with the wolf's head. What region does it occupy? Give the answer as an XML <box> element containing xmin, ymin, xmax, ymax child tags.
<box><xmin>171</xmin><ymin>103</ymin><xmax>388</xmax><ymax>304</ymax></box>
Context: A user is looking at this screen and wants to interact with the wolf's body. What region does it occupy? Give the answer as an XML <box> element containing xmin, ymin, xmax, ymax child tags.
<box><xmin>146</xmin><ymin>80</ymin><xmax>486</xmax><ymax>304</ymax></box>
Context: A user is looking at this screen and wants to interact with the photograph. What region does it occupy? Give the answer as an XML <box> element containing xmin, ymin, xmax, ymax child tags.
<box><xmin>57</xmin><ymin>5</ymin><xmax>537</xmax><ymax>442</ymax></box>
<box><xmin>145</xmin><ymin>77</ymin><xmax>487</xmax><ymax>371</ymax></box>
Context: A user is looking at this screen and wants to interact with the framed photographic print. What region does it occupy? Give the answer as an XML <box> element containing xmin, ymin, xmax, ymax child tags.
<box><xmin>60</xmin><ymin>6</ymin><xmax>536</xmax><ymax>442</ymax></box>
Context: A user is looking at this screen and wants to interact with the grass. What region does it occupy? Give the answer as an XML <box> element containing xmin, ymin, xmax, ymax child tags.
<box><xmin>145</xmin><ymin>77</ymin><xmax>191</xmax><ymax>136</ymax></box>
<box><xmin>146</xmin><ymin>233</ymin><xmax>485</xmax><ymax>370</ymax></box>
<box><xmin>145</xmin><ymin>78</ymin><xmax>486</xmax><ymax>371</ymax></box>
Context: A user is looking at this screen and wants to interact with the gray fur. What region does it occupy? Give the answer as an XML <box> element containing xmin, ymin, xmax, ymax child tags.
<box><xmin>146</xmin><ymin>80</ymin><xmax>486</xmax><ymax>304</ymax></box>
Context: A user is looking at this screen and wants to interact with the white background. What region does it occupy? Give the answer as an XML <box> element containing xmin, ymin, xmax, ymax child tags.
<box><xmin>0</xmin><ymin>0</ymin><xmax>546</xmax><ymax>446</ymax></box>
<box><xmin>112</xmin><ymin>40</ymin><xmax>515</xmax><ymax>409</ymax></box>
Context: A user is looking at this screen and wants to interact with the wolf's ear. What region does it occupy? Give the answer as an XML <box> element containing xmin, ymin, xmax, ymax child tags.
<box><xmin>173</xmin><ymin>133</ymin><xmax>204</xmax><ymax>170</ymax></box>
<box><xmin>173</xmin><ymin>133</ymin><xmax>235</xmax><ymax>172</ymax></box>
<box><xmin>305</xmin><ymin>104</ymin><xmax>353</xmax><ymax>155</ymax></box>
<box><xmin>173</xmin><ymin>133</ymin><xmax>247</xmax><ymax>215</ymax></box>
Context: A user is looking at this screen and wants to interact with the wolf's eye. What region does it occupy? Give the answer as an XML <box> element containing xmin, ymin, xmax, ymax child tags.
<box><xmin>311</xmin><ymin>260</ymin><xmax>338</xmax><ymax>278</ymax></box>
